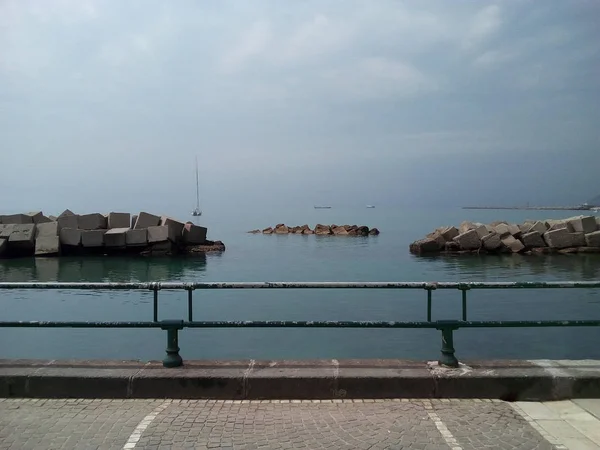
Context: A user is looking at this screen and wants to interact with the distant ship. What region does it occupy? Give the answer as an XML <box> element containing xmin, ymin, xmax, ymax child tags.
<box><xmin>366</xmin><ymin>205</ymin><xmax>375</xmax><ymax>209</ymax></box>
<box><xmin>314</xmin><ymin>206</ymin><xmax>332</xmax><ymax>209</ymax></box>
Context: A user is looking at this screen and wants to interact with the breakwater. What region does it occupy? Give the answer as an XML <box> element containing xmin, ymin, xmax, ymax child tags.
<box><xmin>249</xmin><ymin>224</ymin><xmax>380</xmax><ymax>236</ymax></box>
<box><xmin>0</xmin><ymin>210</ymin><xmax>224</xmax><ymax>258</ymax></box>
<box><xmin>410</xmin><ymin>215</ymin><xmax>600</xmax><ymax>255</ymax></box>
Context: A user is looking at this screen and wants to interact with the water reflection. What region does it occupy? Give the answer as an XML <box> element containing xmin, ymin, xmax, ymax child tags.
<box><xmin>415</xmin><ymin>254</ymin><xmax>600</xmax><ymax>281</ymax></box>
<box><xmin>0</xmin><ymin>254</ymin><xmax>207</xmax><ymax>283</ymax></box>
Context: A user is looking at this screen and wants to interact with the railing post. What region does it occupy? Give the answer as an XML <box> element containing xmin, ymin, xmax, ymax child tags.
<box><xmin>187</xmin><ymin>287</ymin><xmax>194</xmax><ymax>322</ymax></box>
<box><xmin>436</xmin><ymin>320</ymin><xmax>459</xmax><ymax>368</ymax></box>
<box><xmin>151</xmin><ymin>284</ymin><xmax>160</xmax><ymax>322</ymax></box>
<box><xmin>160</xmin><ymin>320</ymin><xmax>184</xmax><ymax>368</ymax></box>
<box><xmin>425</xmin><ymin>283</ymin><xmax>437</xmax><ymax>322</ymax></box>
<box><xmin>458</xmin><ymin>285</ymin><xmax>470</xmax><ymax>321</ymax></box>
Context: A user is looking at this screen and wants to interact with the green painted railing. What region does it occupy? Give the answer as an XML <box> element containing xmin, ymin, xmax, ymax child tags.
<box><xmin>1</xmin><ymin>281</ymin><xmax>599</xmax><ymax>368</ymax></box>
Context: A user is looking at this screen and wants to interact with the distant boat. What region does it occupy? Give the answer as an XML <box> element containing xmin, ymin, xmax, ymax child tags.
<box><xmin>192</xmin><ymin>157</ymin><xmax>202</xmax><ymax>217</ymax></box>
<box><xmin>366</xmin><ymin>205</ymin><xmax>375</xmax><ymax>209</ymax></box>
<box><xmin>314</xmin><ymin>206</ymin><xmax>332</xmax><ymax>209</ymax></box>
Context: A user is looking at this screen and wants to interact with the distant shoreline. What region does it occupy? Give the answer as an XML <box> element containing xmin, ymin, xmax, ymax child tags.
<box><xmin>462</xmin><ymin>206</ymin><xmax>595</xmax><ymax>211</ymax></box>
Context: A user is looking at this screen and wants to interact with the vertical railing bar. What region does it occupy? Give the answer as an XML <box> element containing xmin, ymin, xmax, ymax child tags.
<box><xmin>462</xmin><ymin>289</ymin><xmax>467</xmax><ymax>321</ymax></box>
<box><xmin>427</xmin><ymin>289</ymin><xmax>432</xmax><ymax>322</ymax></box>
<box><xmin>188</xmin><ymin>288</ymin><xmax>193</xmax><ymax>322</ymax></box>
<box><xmin>153</xmin><ymin>286</ymin><xmax>159</xmax><ymax>322</ymax></box>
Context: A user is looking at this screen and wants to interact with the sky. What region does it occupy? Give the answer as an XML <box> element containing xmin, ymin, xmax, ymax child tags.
<box><xmin>1</xmin><ymin>0</ymin><xmax>599</xmax><ymax>215</ymax></box>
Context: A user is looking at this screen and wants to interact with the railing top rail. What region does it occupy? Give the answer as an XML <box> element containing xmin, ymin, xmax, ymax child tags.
<box><xmin>0</xmin><ymin>281</ymin><xmax>599</xmax><ymax>290</ymax></box>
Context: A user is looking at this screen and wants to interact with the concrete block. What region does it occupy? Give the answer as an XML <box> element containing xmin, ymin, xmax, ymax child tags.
<box><xmin>474</xmin><ymin>225</ymin><xmax>489</xmax><ymax>239</ymax></box>
<box><xmin>8</xmin><ymin>224</ymin><xmax>36</xmax><ymax>248</ymax></box>
<box><xmin>59</xmin><ymin>228</ymin><xmax>81</xmax><ymax>246</ymax></box>
<box><xmin>459</xmin><ymin>221</ymin><xmax>476</xmax><ymax>234</ymax></box>
<box><xmin>508</xmin><ymin>224</ymin><xmax>521</xmax><ymax>237</ymax></box>
<box><xmin>182</xmin><ymin>223</ymin><xmax>208</xmax><ymax>245</ymax></box>
<box><xmin>501</xmin><ymin>235</ymin><xmax>525</xmax><ymax>253</ymax></box>
<box><xmin>35</xmin><ymin>236</ymin><xmax>61</xmax><ymax>256</ymax></box>
<box><xmin>131</xmin><ymin>215</ymin><xmax>138</xmax><ymax>228</ymax></box>
<box><xmin>494</xmin><ymin>223</ymin><xmax>511</xmax><ymax>237</ymax></box>
<box><xmin>78</xmin><ymin>213</ymin><xmax>107</xmax><ymax>230</ymax></box>
<box><xmin>108</xmin><ymin>212</ymin><xmax>131</xmax><ymax>229</ymax></box>
<box><xmin>0</xmin><ymin>238</ymin><xmax>8</xmax><ymax>256</ymax></box>
<box><xmin>57</xmin><ymin>214</ymin><xmax>78</xmax><ymax>230</ymax></box>
<box><xmin>481</xmin><ymin>232</ymin><xmax>502</xmax><ymax>250</ymax></box>
<box><xmin>147</xmin><ymin>225</ymin><xmax>169</xmax><ymax>243</ymax></box>
<box><xmin>2</xmin><ymin>214</ymin><xmax>33</xmax><ymax>224</ymax></box>
<box><xmin>440</xmin><ymin>226</ymin><xmax>459</xmax><ymax>241</ymax></box>
<box><xmin>134</xmin><ymin>212</ymin><xmax>161</xmax><ymax>229</ymax></box>
<box><xmin>48</xmin><ymin>215</ymin><xmax>57</xmax><ymax>221</ymax></box>
<box><xmin>521</xmin><ymin>231</ymin><xmax>546</xmax><ymax>248</ymax></box>
<box><xmin>585</xmin><ymin>231</ymin><xmax>600</xmax><ymax>247</ymax></box>
<box><xmin>104</xmin><ymin>228</ymin><xmax>128</xmax><ymax>247</ymax></box>
<box><xmin>543</xmin><ymin>229</ymin><xmax>584</xmax><ymax>249</ymax></box>
<box><xmin>0</xmin><ymin>224</ymin><xmax>14</xmax><ymax>239</ymax></box>
<box><xmin>160</xmin><ymin>217</ymin><xmax>185</xmax><ymax>242</ymax></box>
<box><xmin>81</xmin><ymin>230</ymin><xmax>106</xmax><ymax>247</ymax></box>
<box><xmin>568</xmin><ymin>216</ymin><xmax>597</xmax><ymax>234</ymax></box>
<box><xmin>126</xmin><ymin>229</ymin><xmax>147</xmax><ymax>246</ymax></box>
<box><xmin>453</xmin><ymin>229</ymin><xmax>481</xmax><ymax>250</ymax></box>
<box><xmin>526</xmin><ymin>221</ymin><xmax>548</xmax><ymax>235</ymax></box>
<box><xmin>409</xmin><ymin>238</ymin><xmax>441</xmax><ymax>253</ymax></box>
<box><xmin>596</xmin><ymin>217</ymin><xmax>600</xmax><ymax>230</ymax></box>
<box><xmin>26</xmin><ymin>211</ymin><xmax>51</xmax><ymax>224</ymax></box>
<box><xmin>35</xmin><ymin>222</ymin><xmax>58</xmax><ymax>238</ymax></box>
<box><xmin>58</xmin><ymin>209</ymin><xmax>75</xmax><ymax>217</ymax></box>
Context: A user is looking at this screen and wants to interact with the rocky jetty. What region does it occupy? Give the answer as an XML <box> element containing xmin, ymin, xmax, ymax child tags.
<box><xmin>410</xmin><ymin>215</ymin><xmax>600</xmax><ymax>255</ymax></box>
<box><xmin>249</xmin><ymin>224</ymin><xmax>380</xmax><ymax>236</ymax></box>
<box><xmin>0</xmin><ymin>210</ymin><xmax>224</xmax><ymax>258</ymax></box>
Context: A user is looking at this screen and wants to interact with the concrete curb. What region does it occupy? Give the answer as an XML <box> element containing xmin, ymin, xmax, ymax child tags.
<box><xmin>1</xmin><ymin>359</ymin><xmax>599</xmax><ymax>401</ymax></box>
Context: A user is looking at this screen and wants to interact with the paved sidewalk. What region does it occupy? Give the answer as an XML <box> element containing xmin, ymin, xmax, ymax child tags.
<box><xmin>0</xmin><ymin>398</ymin><xmax>599</xmax><ymax>450</ymax></box>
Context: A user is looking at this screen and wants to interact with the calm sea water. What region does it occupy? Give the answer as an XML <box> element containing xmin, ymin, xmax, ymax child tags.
<box><xmin>1</xmin><ymin>206</ymin><xmax>599</xmax><ymax>361</ymax></box>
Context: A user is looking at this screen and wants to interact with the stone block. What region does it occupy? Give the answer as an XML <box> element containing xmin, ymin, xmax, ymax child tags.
<box><xmin>596</xmin><ymin>217</ymin><xmax>600</xmax><ymax>230</ymax></box>
<box><xmin>131</xmin><ymin>215</ymin><xmax>138</xmax><ymax>228</ymax></box>
<box><xmin>58</xmin><ymin>209</ymin><xmax>75</xmax><ymax>217</ymax></box>
<box><xmin>508</xmin><ymin>224</ymin><xmax>521</xmax><ymax>237</ymax></box>
<box><xmin>108</xmin><ymin>212</ymin><xmax>131</xmax><ymax>229</ymax></box>
<box><xmin>526</xmin><ymin>221</ymin><xmax>548</xmax><ymax>235</ymax></box>
<box><xmin>78</xmin><ymin>213</ymin><xmax>107</xmax><ymax>230</ymax></box>
<box><xmin>35</xmin><ymin>236</ymin><xmax>60</xmax><ymax>256</ymax></box>
<box><xmin>48</xmin><ymin>215</ymin><xmax>57</xmax><ymax>221</ymax></box>
<box><xmin>459</xmin><ymin>221</ymin><xmax>476</xmax><ymax>234</ymax></box>
<box><xmin>26</xmin><ymin>211</ymin><xmax>51</xmax><ymax>224</ymax></box>
<box><xmin>126</xmin><ymin>229</ymin><xmax>147</xmax><ymax>246</ymax></box>
<box><xmin>521</xmin><ymin>231</ymin><xmax>546</xmax><ymax>248</ymax></box>
<box><xmin>182</xmin><ymin>223</ymin><xmax>208</xmax><ymax>244</ymax></box>
<box><xmin>474</xmin><ymin>225</ymin><xmax>489</xmax><ymax>239</ymax></box>
<box><xmin>585</xmin><ymin>231</ymin><xmax>600</xmax><ymax>247</ymax></box>
<box><xmin>81</xmin><ymin>230</ymin><xmax>106</xmax><ymax>247</ymax></box>
<box><xmin>481</xmin><ymin>232</ymin><xmax>502</xmax><ymax>250</ymax></box>
<box><xmin>543</xmin><ymin>229</ymin><xmax>585</xmax><ymax>249</ymax></box>
<box><xmin>57</xmin><ymin>214</ymin><xmax>78</xmax><ymax>230</ymax></box>
<box><xmin>494</xmin><ymin>223</ymin><xmax>511</xmax><ymax>237</ymax></box>
<box><xmin>409</xmin><ymin>238</ymin><xmax>441</xmax><ymax>253</ymax></box>
<box><xmin>440</xmin><ymin>226</ymin><xmax>459</xmax><ymax>241</ymax></box>
<box><xmin>568</xmin><ymin>216</ymin><xmax>597</xmax><ymax>234</ymax></box>
<box><xmin>501</xmin><ymin>235</ymin><xmax>525</xmax><ymax>253</ymax></box>
<box><xmin>35</xmin><ymin>222</ymin><xmax>58</xmax><ymax>238</ymax></box>
<box><xmin>8</xmin><ymin>224</ymin><xmax>36</xmax><ymax>248</ymax></box>
<box><xmin>160</xmin><ymin>217</ymin><xmax>185</xmax><ymax>242</ymax></box>
<box><xmin>104</xmin><ymin>228</ymin><xmax>128</xmax><ymax>247</ymax></box>
<box><xmin>0</xmin><ymin>238</ymin><xmax>7</xmax><ymax>256</ymax></box>
<box><xmin>134</xmin><ymin>212</ymin><xmax>161</xmax><ymax>229</ymax></box>
<box><xmin>0</xmin><ymin>224</ymin><xmax>14</xmax><ymax>239</ymax></box>
<box><xmin>453</xmin><ymin>229</ymin><xmax>481</xmax><ymax>250</ymax></box>
<box><xmin>147</xmin><ymin>225</ymin><xmax>169</xmax><ymax>243</ymax></box>
<box><xmin>59</xmin><ymin>228</ymin><xmax>81</xmax><ymax>246</ymax></box>
<box><xmin>545</xmin><ymin>220</ymin><xmax>574</xmax><ymax>232</ymax></box>
<box><xmin>2</xmin><ymin>214</ymin><xmax>33</xmax><ymax>224</ymax></box>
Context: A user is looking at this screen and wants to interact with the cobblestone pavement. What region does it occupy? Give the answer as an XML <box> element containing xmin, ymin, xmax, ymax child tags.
<box><xmin>0</xmin><ymin>398</ymin><xmax>587</xmax><ymax>450</ymax></box>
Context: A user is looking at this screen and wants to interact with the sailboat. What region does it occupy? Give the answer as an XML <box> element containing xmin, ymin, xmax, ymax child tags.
<box><xmin>192</xmin><ymin>157</ymin><xmax>202</xmax><ymax>217</ymax></box>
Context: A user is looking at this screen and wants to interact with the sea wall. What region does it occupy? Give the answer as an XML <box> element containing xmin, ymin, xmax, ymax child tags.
<box><xmin>249</xmin><ymin>224</ymin><xmax>380</xmax><ymax>236</ymax></box>
<box><xmin>410</xmin><ymin>215</ymin><xmax>600</xmax><ymax>255</ymax></box>
<box><xmin>0</xmin><ymin>210</ymin><xmax>224</xmax><ymax>258</ymax></box>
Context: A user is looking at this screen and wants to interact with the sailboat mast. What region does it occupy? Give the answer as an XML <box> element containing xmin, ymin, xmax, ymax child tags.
<box><xmin>195</xmin><ymin>157</ymin><xmax>200</xmax><ymax>210</ymax></box>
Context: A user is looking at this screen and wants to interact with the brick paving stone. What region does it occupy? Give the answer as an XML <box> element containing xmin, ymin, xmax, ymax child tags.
<box><xmin>0</xmin><ymin>399</ymin><xmax>563</xmax><ymax>449</ymax></box>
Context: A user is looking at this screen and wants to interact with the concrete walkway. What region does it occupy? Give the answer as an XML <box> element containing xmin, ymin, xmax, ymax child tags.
<box><xmin>1</xmin><ymin>398</ymin><xmax>599</xmax><ymax>449</ymax></box>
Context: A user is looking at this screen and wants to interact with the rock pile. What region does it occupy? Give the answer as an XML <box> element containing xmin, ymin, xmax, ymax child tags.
<box><xmin>249</xmin><ymin>224</ymin><xmax>380</xmax><ymax>236</ymax></box>
<box><xmin>0</xmin><ymin>210</ymin><xmax>224</xmax><ymax>258</ymax></box>
<box><xmin>410</xmin><ymin>215</ymin><xmax>600</xmax><ymax>255</ymax></box>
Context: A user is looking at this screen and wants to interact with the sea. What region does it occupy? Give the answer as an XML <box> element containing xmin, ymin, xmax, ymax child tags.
<box><xmin>1</xmin><ymin>206</ymin><xmax>599</xmax><ymax>362</ymax></box>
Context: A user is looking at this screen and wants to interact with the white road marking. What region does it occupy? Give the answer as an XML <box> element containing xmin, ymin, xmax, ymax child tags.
<box><xmin>426</xmin><ymin>409</ymin><xmax>463</xmax><ymax>450</ymax></box>
<box><xmin>122</xmin><ymin>401</ymin><xmax>171</xmax><ymax>449</ymax></box>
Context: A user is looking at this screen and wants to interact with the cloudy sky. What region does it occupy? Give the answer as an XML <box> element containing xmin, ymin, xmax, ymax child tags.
<box><xmin>1</xmin><ymin>0</ymin><xmax>599</xmax><ymax>214</ymax></box>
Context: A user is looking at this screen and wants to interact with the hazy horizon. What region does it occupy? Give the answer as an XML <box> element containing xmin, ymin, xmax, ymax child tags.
<box><xmin>1</xmin><ymin>0</ymin><xmax>599</xmax><ymax>214</ymax></box>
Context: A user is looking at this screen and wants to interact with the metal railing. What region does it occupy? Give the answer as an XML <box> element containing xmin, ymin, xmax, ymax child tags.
<box><xmin>1</xmin><ymin>281</ymin><xmax>599</xmax><ymax>368</ymax></box>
